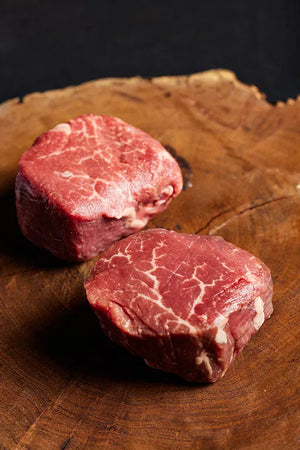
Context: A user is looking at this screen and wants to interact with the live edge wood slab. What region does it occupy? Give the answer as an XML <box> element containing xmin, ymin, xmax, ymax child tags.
<box><xmin>0</xmin><ymin>70</ymin><xmax>299</xmax><ymax>449</ymax></box>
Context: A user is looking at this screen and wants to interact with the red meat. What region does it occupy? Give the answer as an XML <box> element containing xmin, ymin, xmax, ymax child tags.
<box><xmin>84</xmin><ymin>229</ymin><xmax>273</xmax><ymax>383</ymax></box>
<box><xmin>15</xmin><ymin>115</ymin><xmax>182</xmax><ymax>261</ymax></box>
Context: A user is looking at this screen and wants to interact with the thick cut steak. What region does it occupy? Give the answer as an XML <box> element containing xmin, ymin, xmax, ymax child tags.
<box><xmin>85</xmin><ymin>229</ymin><xmax>273</xmax><ymax>383</ymax></box>
<box><xmin>15</xmin><ymin>115</ymin><xmax>182</xmax><ymax>261</ymax></box>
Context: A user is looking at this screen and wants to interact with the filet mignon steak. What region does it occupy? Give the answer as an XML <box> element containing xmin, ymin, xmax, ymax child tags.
<box><xmin>15</xmin><ymin>115</ymin><xmax>182</xmax><ymax>261</ymax></box>
<box><xmin>84</xmin><ymin>228</ymin><xmax>273</xmax><ymax>383</ymax></box>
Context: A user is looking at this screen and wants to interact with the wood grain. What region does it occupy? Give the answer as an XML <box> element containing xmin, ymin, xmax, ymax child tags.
<box><xmin>0</xmin><ymin>70</ymin><xmax>299</xmax><ymax>449</ymax></box>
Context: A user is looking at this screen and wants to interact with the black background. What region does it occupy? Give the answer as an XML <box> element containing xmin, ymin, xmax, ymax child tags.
<box><xmin>1</xmin><ymin>0</ymin><xmax>299</xmax><ymax>104</ymax></box>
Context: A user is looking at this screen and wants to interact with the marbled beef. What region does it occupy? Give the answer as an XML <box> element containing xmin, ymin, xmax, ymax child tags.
<box><xmin>15</xmin><ymin>115</ymin><xmax>182</xmax><ymax>261</ymax></box>
<box><xmin>84</xmin><ymin>229</ymin><xmax>273</xmax><ymax>383</ymax></box>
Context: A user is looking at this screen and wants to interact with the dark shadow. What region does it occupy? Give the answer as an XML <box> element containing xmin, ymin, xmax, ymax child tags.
<box><xmin>0</xmin><ymin>187</ymin><xmax>73</xmax><ymax>271</ymax></box>
<box><xmin>34</xmin><ymin>298</ymin><xmax>192</xmax><ymax>386</ymax></box>
<box><xmin>163</xmin><ymin>144</ymin><xmax>193</xmax><ymax>191</ymax></box>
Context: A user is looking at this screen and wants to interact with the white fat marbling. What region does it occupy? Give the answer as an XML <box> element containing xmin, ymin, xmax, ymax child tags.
<box><xmin>195</xmin><ymin>350</ymin><xmax>213</xmax><ymax>377</ymax></box>
<box><xmin>215</xmin><ymin>328</ymin><xmax>227</xmax><ymax>344</ymax></box>
<box><xmin>253</xmin><ymin>296</ymin><xmax>265</xmax><ymax>330</ymax></box>
<box><xmin>51</xmin><ymin>123</ymin><xmax>71</xmax><ymax>134</ymax></box>
<box><xmin>60</xmin><ymin>171</ymin><xmax>74</xmax><ymax>178</ymax></box>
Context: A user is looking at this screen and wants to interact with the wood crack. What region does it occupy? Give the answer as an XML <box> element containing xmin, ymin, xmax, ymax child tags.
<box><xmin>196</xmin><ymin>195</ymin><xmax>296</xmax><ymax>235</ymax></box>
<box><xmin>196</xmin><ymin>208</ymin><xmax>234</xmax><ymax>234</ymax></box>
<box><xmin>60</xmin><ymin>436</ymin><xmax>72</xmax><ymax>450</ymax></box>
<box><xmin>113</xmin><ymin>90</ymin><xmax>144</xmax><ymax>103</ymax></box>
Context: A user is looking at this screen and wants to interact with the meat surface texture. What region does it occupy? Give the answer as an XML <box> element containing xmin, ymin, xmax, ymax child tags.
<box><xmin>84</xmin><ymin>229</ymin><xmax>273</xmax><ymax>383</ymax></box>
<box><xmin>15</xmin><ymin>115</ymin><xmax>183</xmax><ymax>261</ymax></box>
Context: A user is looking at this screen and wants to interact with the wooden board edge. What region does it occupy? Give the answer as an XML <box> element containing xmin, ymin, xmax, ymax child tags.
<box><xmin>1</xmin><ymin>69</ymin><xmax>299</xmax><ymax>122</ymax></box>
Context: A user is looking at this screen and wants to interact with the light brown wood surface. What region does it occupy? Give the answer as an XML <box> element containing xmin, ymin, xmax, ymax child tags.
<box><xmin>0</xmin><ymin>70</ymin><xmax>299</xmax><ymax>449</ymax></box>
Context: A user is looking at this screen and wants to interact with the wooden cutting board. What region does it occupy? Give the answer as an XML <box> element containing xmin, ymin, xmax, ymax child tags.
<box><xmin>0</xmin><ymin>70</ymin><xmax>299</xmax><ymax>449</ymax></box>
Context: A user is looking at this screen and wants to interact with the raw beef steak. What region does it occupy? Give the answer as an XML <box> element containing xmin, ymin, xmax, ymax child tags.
<box><xmin>15</xmin><ymin>115</ymin><xmax>182</xmax><ymax>261</ymax></box>
<box><xmin>84</xmin><ymin>229</ymin><xmax>273</xmax><ymax>383</ymax></box>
